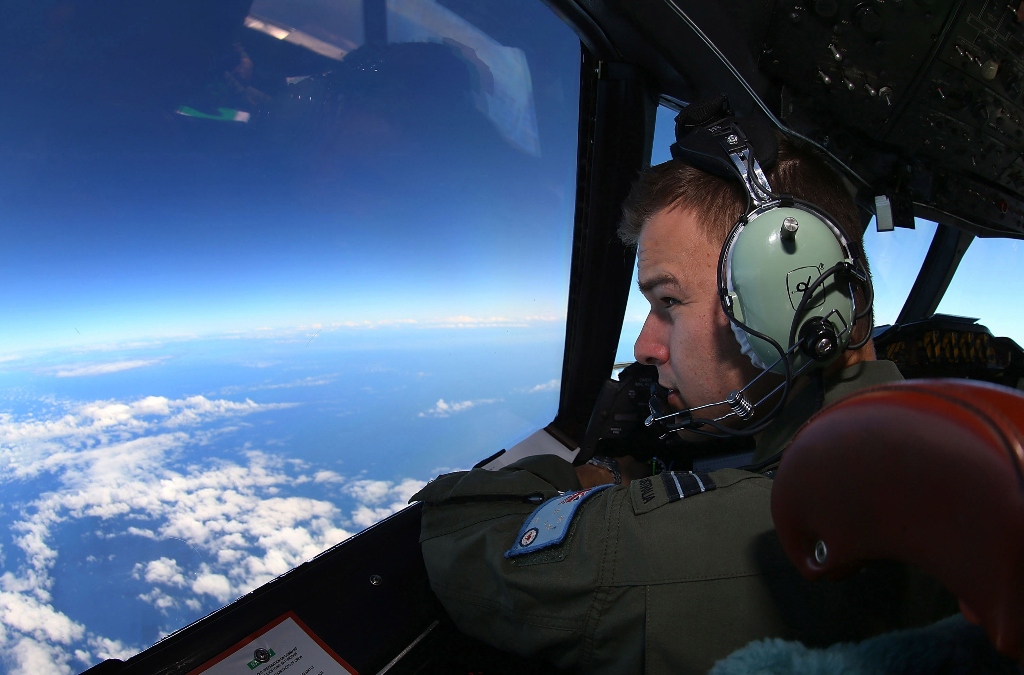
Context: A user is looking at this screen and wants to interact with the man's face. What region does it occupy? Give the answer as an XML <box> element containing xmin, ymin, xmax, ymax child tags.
<box><xmin>635</xmin><ymin>206</ymin><xmax>763</xmax><ymax>418</ymax></box>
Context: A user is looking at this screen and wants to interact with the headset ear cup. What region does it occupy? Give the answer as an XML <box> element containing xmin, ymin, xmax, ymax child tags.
<box><xmin>722</xmin><ymin>200</ymin><xmax>857</xmax><ymax>372</ymax></box>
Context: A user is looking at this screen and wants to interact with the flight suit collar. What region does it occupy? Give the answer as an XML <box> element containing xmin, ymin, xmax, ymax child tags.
<box><xmin>751</xmin><ymin>359</ymin><xmax>903</xmax><ymax>464</ymax></box>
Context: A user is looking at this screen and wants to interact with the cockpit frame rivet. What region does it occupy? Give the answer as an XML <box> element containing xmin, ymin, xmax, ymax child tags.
<box><xmin>814</xmin><ymin>540</ymin><xmax>828</xmax><ymax>565</ymax></box>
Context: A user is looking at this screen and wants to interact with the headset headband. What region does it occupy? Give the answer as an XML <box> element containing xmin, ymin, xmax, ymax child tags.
<box><xmin>669</xmin><ymin>94</ymin><xmax>779</xmax><ymax>187</ymax></box>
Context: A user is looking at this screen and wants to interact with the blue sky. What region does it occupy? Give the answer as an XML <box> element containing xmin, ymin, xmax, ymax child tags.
<box><xmin>937</xmin><ymin>235</ymin><xmax>1024</xmax><ymax>341</ymax></box>
<box><xmin>0</xmin><ymin>0</ymin><xmax>579</xmax><ymax>356</ymax></box>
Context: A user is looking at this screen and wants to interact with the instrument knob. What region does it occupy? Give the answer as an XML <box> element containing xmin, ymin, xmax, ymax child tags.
<box><xmin>856</xmin><ymin>6</ymin><xmax>883</xmax><ymax>34</ymax></box>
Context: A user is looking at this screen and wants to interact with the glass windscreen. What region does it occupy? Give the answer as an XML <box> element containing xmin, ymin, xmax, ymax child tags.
<box><xmin>0</xmin><ymin>1</ymin><xmax>579</xmax><ymax>671</ymax></box>
<box><xmin>937</xmin><ymin>236</ymin><xmax>1024</xmax><ymax>343</ymax></box>
<box><xmin>861</xmin><ymin>218</ymin><xmax>939</xmax><ymax>327</ymax></box>
<box><xmin>614</xmin><ymin>105</ymin><xmax>676</xmax><ymax>366</ymax></box>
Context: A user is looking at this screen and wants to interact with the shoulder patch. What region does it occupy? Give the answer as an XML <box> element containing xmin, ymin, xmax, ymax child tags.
<box><xmin>504</xmin><ymin>484</ymin><xmax>613</xmax><ymax>559</ymax></box>
<box><xmin>631</xmin><ymin>471</ymin><xmax>717</xmax><ymax>514</ymax></box>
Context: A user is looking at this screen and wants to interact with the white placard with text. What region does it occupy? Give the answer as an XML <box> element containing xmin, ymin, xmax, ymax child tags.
<box><xmin>191</xmin><ymin>614</ymin><xmax>357</xmax><ymax>675</ymax></box>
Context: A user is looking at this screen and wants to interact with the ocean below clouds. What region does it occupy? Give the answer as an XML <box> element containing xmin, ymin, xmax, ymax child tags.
<box><xmin>0</xmin><ymin>325</ymin><xmax>562</xmax><ymax>674</ymax></box>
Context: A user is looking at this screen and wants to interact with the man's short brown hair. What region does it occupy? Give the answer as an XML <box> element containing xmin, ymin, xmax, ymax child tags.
<box><xmin>618</xmin><ymin>138</ymin><xmax>866</xmax><ymax>261</ymax></box>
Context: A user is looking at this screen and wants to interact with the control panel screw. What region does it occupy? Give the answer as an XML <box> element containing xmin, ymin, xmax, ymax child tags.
<box><xmin>814</xmin><ymin>540</ymin><xmax>828</xmax><ymax>564</ymax></box>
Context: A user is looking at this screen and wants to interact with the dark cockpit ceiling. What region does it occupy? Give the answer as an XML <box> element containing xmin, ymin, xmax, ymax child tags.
<box><xmin>550</xmin><ymin>0</ymin><xmax>1024</xmax><ymax>241</ymax></box>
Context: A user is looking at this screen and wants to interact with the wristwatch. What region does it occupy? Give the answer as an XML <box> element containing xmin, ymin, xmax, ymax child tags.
<box><xmin>587</xmin><ymin>456</ymin><xmax>622</xmax><ymax>485</ymax></box>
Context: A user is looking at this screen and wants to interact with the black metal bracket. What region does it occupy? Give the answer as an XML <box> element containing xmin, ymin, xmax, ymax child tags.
<box><xmin>550</xmin><ymin>50</ymin><xmax>657</xmax><ymax>449</ymax></box>
<box><xmin>896</xmin><ymin>223</ymin><xmax>975</xmax><ymax>325</ymax></box>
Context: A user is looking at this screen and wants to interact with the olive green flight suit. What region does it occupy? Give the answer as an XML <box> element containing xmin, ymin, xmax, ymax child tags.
<box><xmin>411</xmin><ymin>361</ymin><xmax>954</xmax><ymax>673</ymax></box>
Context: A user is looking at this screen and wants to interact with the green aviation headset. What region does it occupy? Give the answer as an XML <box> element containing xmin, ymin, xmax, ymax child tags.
<box><xmin>644</xmin><ymin>96</ymin><xmax>874</xmax><ymax>438</ymax></box>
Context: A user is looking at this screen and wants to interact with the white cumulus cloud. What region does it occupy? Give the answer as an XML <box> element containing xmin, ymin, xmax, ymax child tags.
<box><xmin>191</xmin><ymin>571</ymin><xmax>232</xmax><ymax>604</ymax></box>
<box><xmin>135</xmin><ymin>558</ymin><xmax>186</xmax><ymax>587</ymax></box>
<box><xmin>0</xmin><ymin>392</ymin><xmax>426</xmax><ymax>674</ymax></box>
<box><xmin>88</xmin><ymin>635</ymin><xmax>137</xmax><ymax>661</ymax></box>
<box><xmin>53</xmin><ymin>358</ymin><xmax>169</xmax><ymax>378</ymax></box>
<box><xmin>9</xmin><ymin>634</ymin><xmax>76</xmax><ymax>675</ymax></box>
<box><xmin>313</xmin><ymin>470</ymin><xmax>345</xmax><ymax>484</ymax></box>
<box><xmin>138</xmin><ymin>588</ymin><xmax>179</xmax><ymax>611</ymax></box>
<box><xmin>344</xmin><ymin>478</ymin><xmax>426</xmax><ymax>528</ymax></box>
<box><xmin>525</xmin><ymin>379</ymin><xmax>559</xmax><ymax>393</ymax></box>
<box><xmin>342</xmin><ymin>477</ymin><xmax>425</xmax><ymax>532</ymax></box>
<box><xmin>417</xmin><ymin>397</ymin><xmax>500</xmax><ymax>418</ymax></box>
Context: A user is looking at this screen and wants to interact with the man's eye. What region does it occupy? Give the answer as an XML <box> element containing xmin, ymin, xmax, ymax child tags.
<box><xmin>661</xmin><ymin>297</ymin><xmax>679</xmax><ymax>308</ymax></box>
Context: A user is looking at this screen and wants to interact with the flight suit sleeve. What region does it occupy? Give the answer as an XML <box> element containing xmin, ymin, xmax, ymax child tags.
<box><xmin>411</xmin><ymin>418</ymin><xmax>955</xmax><ymax>673</ymax></box>
<box><xmin>410</xmin><ymin>454</ymin><xmax>607</xmax><ymax>670</ymax></box>
<box><xmin>410</xmin><ymin>460</ymin><xmax>787</xmax><ymax>675</ymax></box>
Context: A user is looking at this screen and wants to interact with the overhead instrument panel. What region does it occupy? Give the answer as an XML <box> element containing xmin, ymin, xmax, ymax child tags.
<box><xmin>761</xmin><ymin>0</ymin><xmax>953</xmax><ymax>136</ymax></box>
<box><xmin>759</xmin><ymin>0</ymin><xmax>1024</xmax><ymax>237</ymax></box>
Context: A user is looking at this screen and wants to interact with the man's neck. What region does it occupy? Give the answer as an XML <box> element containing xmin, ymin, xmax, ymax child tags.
<box><xmin>750</xmin><ymin>339</ymin><xmax>878</xmax><ymax>453</ymax></box>
<box><xmin>826</xmin><ymin>339</ymin><xmax>877</xmax><ymax>376</ymax></box>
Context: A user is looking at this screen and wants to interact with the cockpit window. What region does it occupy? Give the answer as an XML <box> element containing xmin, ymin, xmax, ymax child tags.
<box><xmin>0</xmin><ymin>1</ymin><xmax>578</xmax><ymax>670</ymax></box>
<box><xmin>615</xmin><ymin>105</ymin><xmax>676</xmax><ymax>366</ymax></box>
<box><xmin>860</xmin><ymin>218</ymin><xmax>939</xmax><ymax>326</ymax></box>
<box><xmin>936</xmin><ymin>236</ymin><xmax>1024</xmax><ymax>343</ymax></box>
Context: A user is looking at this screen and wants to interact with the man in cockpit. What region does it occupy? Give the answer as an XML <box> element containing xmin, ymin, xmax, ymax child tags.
<box><xmin>411</xmin><ymin>106</ymin><xmax>955</xmax><ymax>674</ymax></box>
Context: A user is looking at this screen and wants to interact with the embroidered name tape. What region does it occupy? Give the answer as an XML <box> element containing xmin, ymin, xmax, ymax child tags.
<box><xmin>505</xmin><ymin>484</ymin><xmax>614</xmax><ymax>558</ymax></box>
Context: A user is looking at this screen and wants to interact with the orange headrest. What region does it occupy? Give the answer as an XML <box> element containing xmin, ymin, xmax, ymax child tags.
<box><xmin>772</xmin><ymin>379</ymin><xmax>1024</xmax><ymax>661</ymax></box>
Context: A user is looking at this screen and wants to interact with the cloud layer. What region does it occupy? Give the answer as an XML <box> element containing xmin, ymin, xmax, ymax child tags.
<box><xmin>525</xmin><ymin>379</ymin><xmax>559</xmax><ymax>393</ymax></box>
<box><xmin>0</xmin><ymin>393</ymin><xmax>425</xmax><ymax>674</ymax></box>
<box><xmin>53</xmin><ymin>358</ymin><xmax>169</xmax><ymax>378</ymax></box>
<box><xmin>417</xmin><ymin>397</ymin><xmax>501</xmax><ymax>418</ymax></box>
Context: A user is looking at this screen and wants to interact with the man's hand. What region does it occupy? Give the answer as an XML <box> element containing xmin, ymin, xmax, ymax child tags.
<box><xmin>576</xmin><ymin>461</ymin><xmax>616</xmax><ymax>489</ymax></box>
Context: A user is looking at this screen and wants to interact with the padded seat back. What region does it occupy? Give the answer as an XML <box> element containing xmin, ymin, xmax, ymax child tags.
<box><xmin>772</xmin><ymin>379</ymin><xmax>1024</xmax><ymax>661</ymax></box>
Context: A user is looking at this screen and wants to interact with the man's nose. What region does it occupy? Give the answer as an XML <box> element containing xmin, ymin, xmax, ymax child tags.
<box><xmin>634</xmin><ymin>312</ymin><xmax>669</xmax><ymax>366</ymax></box>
